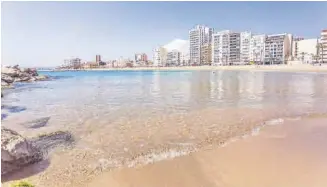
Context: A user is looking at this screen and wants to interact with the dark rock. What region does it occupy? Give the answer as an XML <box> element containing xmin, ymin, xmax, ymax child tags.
<box><xmin>22</xmin><ymin>117</ymin><xmax>50</xmax><ymax>129</ymax></box>
<box><xmin>1</xmin><ymin>113</ymin><xmax>8</xmax><ymax>120</ymax></box>
<box><xmin>1</xmin><ymin>105</ymin><xmax>27</xmax><ymax>113</ymax></box>
<box><xmin>30</xmin><ymin>131</ymin><xmax>74</xmax><ymax>156</ymax></box>
<box><xmin>1</xmin><ymin>127</ymin><xmax>43</xmax><ymax>175</ymax></box>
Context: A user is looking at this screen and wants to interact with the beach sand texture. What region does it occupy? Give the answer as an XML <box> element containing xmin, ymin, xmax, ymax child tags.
<box><xmin>89</xmin><ymin>115</ymin><xmax>327</xmax><ymax>187</ymax></box>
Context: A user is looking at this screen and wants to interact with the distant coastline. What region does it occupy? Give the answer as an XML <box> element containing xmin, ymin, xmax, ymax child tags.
<box><xmin>52</xmin><ymin>64</ymin><xmax>327</xmax><ymax>73</ymax></box>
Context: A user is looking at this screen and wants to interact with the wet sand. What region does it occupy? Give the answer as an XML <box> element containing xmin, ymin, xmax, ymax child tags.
<box><xmin>88</xmin><ymin>115</ymin><xmax>327</xmax><ymax>187</ymax></box>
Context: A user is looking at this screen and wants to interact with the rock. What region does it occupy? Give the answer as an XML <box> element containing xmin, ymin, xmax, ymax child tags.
<box><xmin>22</xmin><ymin>117</ymin><xmax>50</xmax><ymax>129</ymax></box>
<box><xmin>22</xmin><ymin>68</ymin><xmax>38</xmax><ymax>76</ymax></box>
<box><xmin>1</xmin><ymin>74</ymin><xmax>14</xmax><ymax>84</ymax></box>
<box><xmin>1</xmin><ymin>67</ymin><xmax>20</xmax><ymax>77</ymax></box>
<box><xmin>34</xmin><ymin>75</ymin><xmax>48</xmax><ymax>81</ymax></box>
<box><xmin>14</xmin><ymin>76</ymin><xmax>31</xmax><ymax>82</ymax></box>
<box><xmin>29</xmin><ymin>77</ymin><xmax>37</xmax><ymax>82</ymax></box>
<box><xmin>2</xmin><ymin>80</ymin><xmax>9</xmax><ymax>87</ymax></box>
<box><xmin>30</xmin><ymin>131</ymin><xmax>74</xmax><ymax>156</ymax></box>
<box><xmin>1</xmin><ymin>127</ymin><xmax>43</xmax><ymax>175</ymax></box>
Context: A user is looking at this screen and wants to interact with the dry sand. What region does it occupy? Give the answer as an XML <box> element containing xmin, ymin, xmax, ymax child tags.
<box><xmin>88</xmin><ymin>115</ymin><xmax>327</xmax><ymax>187</ymax></box>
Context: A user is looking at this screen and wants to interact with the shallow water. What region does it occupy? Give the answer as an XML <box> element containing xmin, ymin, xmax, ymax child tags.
<box><xmin>2</xmin><ymin>70</ymin><xmax>327</xmax><ymax>186</ymax></box>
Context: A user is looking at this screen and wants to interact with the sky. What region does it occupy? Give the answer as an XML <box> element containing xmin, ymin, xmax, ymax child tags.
<box><xmin>1</xmin><ymin>1</ymin><xmax>327</xmax><ymax>67</ymax></box>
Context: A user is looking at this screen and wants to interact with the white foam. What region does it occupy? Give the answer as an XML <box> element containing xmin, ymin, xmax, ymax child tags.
<box><xmin>127</xmin><ymin>148</ymin><xmax>195</xmax><ymax>168</ymax></box>
<box><xmin>265</xmin><ymin>118</ymin><xmax>284</xmax><ymax>126</ymax></box>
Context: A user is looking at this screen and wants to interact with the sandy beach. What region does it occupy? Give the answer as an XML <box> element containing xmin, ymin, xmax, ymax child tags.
<box><xmin>53</xmin><ymin>64</ymin><xmax>327</xmax><ymax>73</ymax></box>
<box><xmin>88</xmin><ymin>115</ymin><xmax>327</xmax><ymax>187</ymax></box>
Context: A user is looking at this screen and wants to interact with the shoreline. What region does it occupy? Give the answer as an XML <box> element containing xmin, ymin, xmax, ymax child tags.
<box><xmin>50</xmin><ymin>64</ymin><xmax>327</xmax><ymax>73</ymax></box>
<box><xmin>88</xmin><ymin>114</ymin><xmax>327</xmax><ymax>187</ymax></box>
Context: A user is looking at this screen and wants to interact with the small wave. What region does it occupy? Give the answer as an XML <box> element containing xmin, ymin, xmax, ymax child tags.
<box><xmin>265</xmin><ymin>118</ymin><xmax>284</xmax><ymax>125</ymax></box>
<box><xmin>127</xmin><ymin>148</ymin><xmax>195</xmax><ymax>168</ymax></box>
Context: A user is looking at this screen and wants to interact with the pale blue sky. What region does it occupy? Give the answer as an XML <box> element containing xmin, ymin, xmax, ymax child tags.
<box><xmin>2</xmin><ymin>1</ymin><xmax>327</xmax><ymax>67</ymax></box>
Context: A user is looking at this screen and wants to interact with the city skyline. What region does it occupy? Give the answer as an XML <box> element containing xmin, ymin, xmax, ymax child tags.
<box><xmin>2</xmin><ymin>1</ymin><xmax>327</xmax><ymax>67</ymax></box>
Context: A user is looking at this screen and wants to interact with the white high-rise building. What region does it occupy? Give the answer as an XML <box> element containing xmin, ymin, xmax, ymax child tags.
<box><xmin>320</xmin><ymin>29</ymin><xmax>327</xmax><ymax>63</ymax></box>
<box><xmin>249</xmin><ymin>34</ymin><xmax>266</xmax><ymax>63</ymax></box>
<box><xmin>212</xmin><ymin>30</ymin><xmax>231</xmax><ymax>66</ymax></box>
<box><xmin>212</xmin><ymin>30</ymin><xmax>240</xmax><ymax>66</ymax></box>
<box><xmin>189</xmin><ymin>25</ymin><xmax>213</xmax><ymax>65</ymax></box>
<box><xmin>240</xmin><ymin>31</ymin><xmax>252</xmax><ymax>64</ymax></box>
<box><xmin>229</xmin><ymin>32</ymin><xmax>241</xmax><ymax>65</ymax></box>
<box><xmin>153</xmin><ymin>47</ymin><xmax>167</xmax><ymax>67</ymax></box>
<box><xmin>264</xmin><ymin>33</ymin><xmax>292</xmax><ymax>64</ymax></box>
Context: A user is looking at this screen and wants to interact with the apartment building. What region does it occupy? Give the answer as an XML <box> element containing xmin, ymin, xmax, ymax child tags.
<box><xmin>96</xmin><ymin>55</ymin><xmax>101</xmax><ymax>65</ymax></box>
<box><xmin>320</xmin><ymin>29</ymin><xmax>327</xmax><ymax>63</ymax></box>
<box><xmin>229</xmin><ymin>32</ymin><xmax>241</xmax><ymax>64</ymax></box>
<box><xmin>189</xmin><ymin>25</ymin><xmax>213</xmax><ymax>65</ymax></box>
<box><xmin>291</xmin><ymin>37</ymin><xmax>304</xmax><ymax>59</ymax></box>
<box><xmin>135</xmin><ymin>53</ymin><xmax>148</xmax><ymax>62</ymax></box>
<box><xmin>249</xmin><ymin>34</ymin><xmax>266</xmax><ymax>63</ymax></box>
<box><xmin>212</xmin><ymin>30</ymin><xmax>231</xmax><ymax>66</ymax></box>
<box><xmin>153</xmin><ymin>47</ymin><xmax>167</xmax><ymax>67</ymax></box>
<box><xmin>212</xmin><ymin>30</ymin><xmax>241</xmax><ymax>66</ymax></box>
<box><xmin>201</xmin><ymin>43</ymin><xmax>212</xmax><ymax>65</ymax></box>
<box><xmin>264</xmin><ymin>33</ymin><xmax>292</xmax><ymax>64</ymax></box>
<box><xmin>240</xmin><ymin>31</ymin><xmax>252</xmax><ymax>64</ymax></box>
<box><xmin>166</xmin><ymin>50</ymin><xmax>181</xmax><ymax>66</ymax></box>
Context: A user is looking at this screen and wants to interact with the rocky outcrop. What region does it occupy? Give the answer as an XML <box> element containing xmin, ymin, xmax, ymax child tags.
<box><xmin>1</xmin><ymin>127</ymin><xmax>43</xmax><ymax>175</ymax></box>
<box><xmin>1</xmin><ymin>65</ymin><xmax>49</xmax><ymax>89</ymax></box>
<box><xmin>1</xmin><ymin>127</ymin><xmax>74</xmax><ymax>175</ymax></box>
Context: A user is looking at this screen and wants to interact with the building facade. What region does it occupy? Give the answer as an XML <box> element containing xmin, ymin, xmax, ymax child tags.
<box><xmin>212</xmin><ymin>30</ymin><xmax>231</xmax><ymax>66</ymax></box>
<box><xmin>135</xmin><ymin>53</ymin><xmax>148</xmax><ymax>62</ymax></box>
<box><xmin>240</xmin><ymin>31</ymin><xmax>252</xmax><ymax>64</ymax></box>
<box><xmin>320</xmin><ymin>29</ymin><xmax>327</xmax><ymax>63</ymax></box>
<box><xmin>189</xmin><ymin>25</ymin><xmax>213</xmax><ymax>65</ymax></box>
<box><xmin>292</xmin><ymin>38</ymin><xmax>317</xmax><ymax>64</ymax></box>
<box><xmin>229</xmin><ymin>32</ymin><xmax>241</xmax><ymax>65</ymax></box>
<box><xmin>264</xmin><ymin>34</ymin><xmax>292</xmax><ymax>64</ymax></box>
<box><xmin>249</xmin><ymin>34</ymin><xmax>266</xmax><ymax>63</ymax></box>
<box><xmin>200</xmin><ymin>43</ymin><xmax>212</xmax><ymax>65</ymax></box>
<box><xmin>166</xmin><ymin>50</ymin><xmax>181</xmax><ymax>66</ymax></box>
<box><xmin>153</xmin><ymin>47</ymin><xmax>167</xmax><ymax>67</ymax></box>
<box><xmin>212</xmin><ymin>30</ymin><xmax>240</xmax><ymax>65</ymax></box>
<box><xmin>96</xmin><ymin>55</ymin><xmax>101</xmax><ymax>65</ymax></box>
